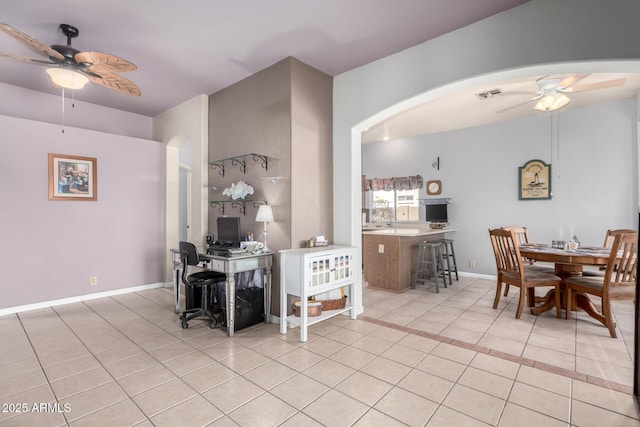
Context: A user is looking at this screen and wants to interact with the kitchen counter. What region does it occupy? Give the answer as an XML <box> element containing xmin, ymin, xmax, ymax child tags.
<box><xmin>362</xmin><ymin>227</ymin><xmax>456</xmax><ymax>292</ymax></box>
<box><xmin>362</xmin><ymin>227</ymin><xmax>456</xmax><ymax>237</ymax></box>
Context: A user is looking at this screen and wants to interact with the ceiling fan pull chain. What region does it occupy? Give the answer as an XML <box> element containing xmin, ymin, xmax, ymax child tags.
<box><xmin>61</xmin><ymin>87</ymin><xmax>65</xmax><ymax>134</ymax></box>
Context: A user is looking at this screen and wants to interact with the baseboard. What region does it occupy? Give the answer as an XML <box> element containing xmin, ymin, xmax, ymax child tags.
<box><xmin>458</xmin><ymin>271</ymin><xmax>495</xmax><ymax>280</ymax></box>
<box><xmin>0</xmin><ymin>282</ymin><xmax>166</xmax><ymax>317</ymax></box>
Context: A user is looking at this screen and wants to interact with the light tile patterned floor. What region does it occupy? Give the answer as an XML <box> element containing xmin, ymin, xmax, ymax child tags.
<box><xmin>0</xmin><ymin>278</ymin><xmax>637</xmax><ymax>426</ymax></box>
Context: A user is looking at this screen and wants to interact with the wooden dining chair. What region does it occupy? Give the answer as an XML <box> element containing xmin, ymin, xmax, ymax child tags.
<box><xmin>489</xmin><ymin>228</ymin><xmax>562</xmax><ymax>319</ymax></box>
<box><xmin>582</xmin><ymin>228</ymin><xmax>636</xmax><ymax>276</ymax></box>
<box><xmin>564</xmin><ymin>229</ymin><xmax>637</xmax><ymax>338</ymax></box>
<box><xmin>501</xmin><ymin>226</ymin><xmax>555</xmax><ymax>296</ymax></box>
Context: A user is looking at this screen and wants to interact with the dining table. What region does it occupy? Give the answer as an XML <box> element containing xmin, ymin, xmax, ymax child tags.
<box><xmin>518</xmin><ymin>243</ymin><xmax>611</xmax><ymax>320</ymax></box>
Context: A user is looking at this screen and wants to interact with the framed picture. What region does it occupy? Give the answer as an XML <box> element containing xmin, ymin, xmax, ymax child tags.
<box><xmin>48</xmin><ymin>153</ymin><xmax>97</xmax><ymax>201</ymax></box>
<box><xmin>518</xmin><ymin>159</ymin><xmax>551</xmax><ymax>200</ymax></box>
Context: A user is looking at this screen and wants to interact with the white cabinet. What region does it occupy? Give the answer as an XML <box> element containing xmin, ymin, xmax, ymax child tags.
<box><xmin>279</xmin><ymin>245</ymin><xmax>356</xmax><ymax>341</ymax></box>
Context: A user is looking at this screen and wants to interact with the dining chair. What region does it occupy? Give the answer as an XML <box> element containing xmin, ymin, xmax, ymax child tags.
<box><xmin>582</xmin><ymin>228</ymin><xmax>635</xmax><ymax>276</ymax></box>
<box><xmin>489</xmin><ymin>228</ymin><xmax>562</xmax><ymax>319</ymax></box>
<box><xmin>564</xmin><ymin>229</ymin><xmax>637</xmax><ymax>338</ymax></box>
<box><xmin>501</xmin><ymin>226</ymin><xmax>555</xmax><ymax>296</ymax></box>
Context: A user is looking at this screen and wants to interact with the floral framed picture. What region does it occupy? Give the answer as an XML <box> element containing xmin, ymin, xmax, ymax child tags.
<box><xmin>518</xmin><ymin>159</ymin><xmax>551</xmax><ymax>200</ymax></box>
<box><xmin>48</xmin><ymin>153</ymin><xmax>97</xmax><ymax>201</ymax></box>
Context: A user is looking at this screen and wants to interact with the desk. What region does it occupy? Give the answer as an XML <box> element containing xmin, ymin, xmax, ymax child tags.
<box><xmin>519</xmin><ymin>244</ymin><xmax>610</xmax><ymax>319</ymax></box>
<box><xmin>170</xmin><ymin>250</ymin><xmax>273</xmax><ymax>337</ymax></box>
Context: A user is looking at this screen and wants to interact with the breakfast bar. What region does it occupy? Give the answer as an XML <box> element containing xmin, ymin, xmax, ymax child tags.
<box><xmin>362</xmin><ymin>227</ymin><xmax>456</xmax><ymax>292</ymax></box>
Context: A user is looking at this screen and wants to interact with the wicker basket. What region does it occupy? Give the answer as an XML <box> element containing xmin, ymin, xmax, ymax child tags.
<box><xmin>316</xmin><ymin>296</ymin><xmax>347</xmax><ymax>311</ymax></box>
<box><xmin>293</xmin><ymin>301</ymin><xmax>322</xmax><ymax>317</ymax></box>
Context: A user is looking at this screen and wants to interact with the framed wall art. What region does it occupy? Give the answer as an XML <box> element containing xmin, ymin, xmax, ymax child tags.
<box><xmin>48</xmin><ymin>153</ymin><xmax>97</xmax><ymax>201</ymax></box>
<box><xmin>518</xmin><ymin>159</ymin><xmax>551</xmax><ymax>200</ymax></box>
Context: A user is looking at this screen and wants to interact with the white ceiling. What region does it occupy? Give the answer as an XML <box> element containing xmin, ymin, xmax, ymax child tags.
<box><xmin>0</xmin><ymin>0</ymin><xmax>530</xmax><ymax>117</ymax></box>
<box><xmin>361</xmin><ymin>71</ymin><xmax>640</xmax><ymax>143</ymax></box>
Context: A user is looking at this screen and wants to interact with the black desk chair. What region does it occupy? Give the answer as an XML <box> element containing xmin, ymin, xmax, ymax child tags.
<box><xmin>179</xmin><ymin>241</ymin><xmax>226</xmax><ymax>329</ymax></box>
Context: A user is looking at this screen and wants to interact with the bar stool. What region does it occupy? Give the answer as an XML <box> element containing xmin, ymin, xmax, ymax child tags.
<box><xmin>439</xmin><ymin>238</ymin><xmax>459</xmax><ymax>285</ymax></box>
<box><xmin>412</xmin><ymin>241</ymin><xmax>447</xmax><ymax>293</ymax></box>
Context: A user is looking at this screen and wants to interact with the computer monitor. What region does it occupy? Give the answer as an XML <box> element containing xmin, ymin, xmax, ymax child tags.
<box><xmin>425</xmin><ymin>204</ymin><xmax>448</xmax><ymax>223</ymax></box>
<box><xmin>217</xmin><ymin>217</ymin><xmax>241</xmax><ymax>243</ymax></box>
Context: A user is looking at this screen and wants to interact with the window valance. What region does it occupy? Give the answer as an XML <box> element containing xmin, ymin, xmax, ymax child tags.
<box><xmin>364</xmin><ymin>175</ymin><xmax>423</xmax><ymax>191</ymax></box>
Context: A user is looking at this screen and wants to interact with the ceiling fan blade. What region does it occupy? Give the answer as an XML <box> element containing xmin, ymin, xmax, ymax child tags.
<box><xmin>0</xmin><ymin>51</ymin><xmax>54</xmax><ymax>65</ymax></box>
<box><xmin>85</xmin><ymin>72</ymin><xmax>141</xmax><ymax>96</ymax></box>
<box><xmin>557</xmin><ymin>73</ymin><xmax>589</xmax><ymax>90</ymax></box>
<box><xmin>496</xmin><ymin>95</ymin><xmax>542</xmax><ymax>114</ymax></box>
<box><xmin>497</xmin><ymin>91</ymin><xmax>539</xmax><ymax>97</ymax></box>
<box><xmin>0</xmin><ymin>23</ymin><xmax>64</xmax><ymax>61</ymax></box>
<box><xmin>75</xmin><ymin>51</ymin><xmax>137</xmax><ymax>73</ymax></box>
<box><xmin>567</xmin><ymin>78</ymin><xmax>626</xmax><ymax>92</ymax></box>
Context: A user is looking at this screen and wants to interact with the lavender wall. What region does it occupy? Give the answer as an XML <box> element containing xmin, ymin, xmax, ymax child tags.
<box><xmin>0</xmin><ymin>114</ymin><xmax>165</xmax><ymax>309</ymax></box>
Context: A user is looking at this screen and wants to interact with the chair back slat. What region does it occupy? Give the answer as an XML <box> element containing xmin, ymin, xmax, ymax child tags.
<box><xmin>503</xmin><ymin>226</ymin><xmax>530</xmax><ymax>246</ymax></box>
<box><xmin>503</xmin><ymin>226</ymin><xmax>538</xmax><ymax>265</ymax></box>
<box><xmin>605</xmin><ymin>230</ymin><xmax>637</xmax><ymax>286</ymax></box>
<box><xmin>603</xmin><ymin>228</ymin><xmax>636</xmax><ymax>249</ymax></box>
<box><xmin>489</xmin><ymin>228</ymin><xmax>523</xmax><ymax>277</ymax></box>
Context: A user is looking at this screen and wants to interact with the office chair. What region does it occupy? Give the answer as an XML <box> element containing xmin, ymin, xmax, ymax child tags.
<box><xmin>179</xmin><ymin>241</ymin><xmax>226</xmax><ymax>329</ymax></box>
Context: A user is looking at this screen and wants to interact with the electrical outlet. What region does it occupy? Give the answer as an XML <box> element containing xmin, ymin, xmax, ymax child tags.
<box><xmin>378</xmin><ymin>244</ymin><xmax>384</xmax><ymax>253</ymax></box>
<box><xmin>469</xmin><ymin>260</ymin><xmax>476</xmax><ymax>269</ymax></box>
<box><xmin>89</xmin><ymin>276</ymin><xmax>98</xmax><ymax>286</ymax></box>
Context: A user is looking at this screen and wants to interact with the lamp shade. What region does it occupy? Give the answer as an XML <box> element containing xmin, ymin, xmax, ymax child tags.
<box><xmin>534</xmin><ymin>92</ymin><xmax>571</xmax><ymax>112</ymax></box>
<box><xmin>255</xmin><ymin>205</ymin><xmax>274</xmax><ymax>223</ymax></box>
<box><xmin>46</xmin><ymin>68</ymin><xmax>89</xmax><ymax>90</ymax></box>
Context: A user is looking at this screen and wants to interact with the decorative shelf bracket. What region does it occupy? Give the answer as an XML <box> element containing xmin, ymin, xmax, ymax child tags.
<box><xmin>210</xmin><ymin>161</ymin><xmax>225</xmax><ymax>177</ymax></box>
<box><xmin>230</xmin><ymin>157</ymin><xmax>247</xmax><ymax>174</ymax></box>
<box><xmin>209</xmin><ymin>153</ymin><xmax>271</xmax><ymax>176</ymax></box>
<box><xmin>209</xmin><ymin>201</ymin><xmax>226</xmax><ymax>215</ymax></box>
<box><xmin>209</xmin><ymin>200</ymin><xmax>266</xmax><ymax>216</ymax></box>
<box><xmin>231</xmin><ymin>201</ymin><xmax>246</xmax><ymax>215</ymax></box>
<box><xmin>251</xmin><ymin>154</ymin><xmax>269</xmax><ymax>171</ymax></box>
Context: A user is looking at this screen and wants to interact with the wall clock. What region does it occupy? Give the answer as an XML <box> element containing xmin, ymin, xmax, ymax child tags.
<box><xmin>426</xmin><ymin>180</ymin><xmax>442</xmax><ymax>195</ymax></box>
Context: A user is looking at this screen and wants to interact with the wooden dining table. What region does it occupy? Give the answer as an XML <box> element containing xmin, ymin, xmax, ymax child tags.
<box><xmin>518</xmin><ymin>244</ymin><xmax>611</xmax><ymax>319</ymax></box>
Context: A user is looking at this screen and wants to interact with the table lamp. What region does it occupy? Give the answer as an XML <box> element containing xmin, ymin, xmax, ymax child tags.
<box><xmin>255</xmin><ymin>204</ymin><xmax>274</xmax><ymax>252</ymax></box>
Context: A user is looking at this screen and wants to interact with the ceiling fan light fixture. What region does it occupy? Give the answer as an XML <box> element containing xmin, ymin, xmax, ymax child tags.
<box><xmin>46</xmin><ymin>67</ymin><xmax>89</xmax><ymax>90</ymax></box>
<box><xmin>534</xmin><ymin>92</ymin><xmax>571</xmax><ymax>112</ymax></box>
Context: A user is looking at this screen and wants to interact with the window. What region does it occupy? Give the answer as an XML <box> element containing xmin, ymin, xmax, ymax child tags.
<box><xmin>371</xmin><ymin>188</ymin><xmax>420</xmax><ymax>223</ymax></box>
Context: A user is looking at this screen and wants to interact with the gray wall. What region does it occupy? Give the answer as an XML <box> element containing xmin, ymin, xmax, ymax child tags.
<box><xmin>363</xmin><ymin>98</ymin><xmax>637</xmax><ymax>275</ymax></box>
<box><xmin>209</xmin><ymin>57</ymin><xmax>333</xmax><ymax>315</ymax></box>
<box><xmin>290</xmin><ymin>59</ymin><xmax>333</xmax><ymax>247</ymax></box>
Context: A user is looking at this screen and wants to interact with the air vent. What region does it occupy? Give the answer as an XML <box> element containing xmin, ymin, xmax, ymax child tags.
<box><xmin>476</xmin><ymin>88</ymin><xmax>503</xmax><ymax>99</ymax></box>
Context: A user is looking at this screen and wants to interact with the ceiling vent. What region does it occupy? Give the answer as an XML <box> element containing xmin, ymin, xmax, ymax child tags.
<box><xmin>476</xmin><ymin>88</ymin><xmax>503</xmax><ymax>99</ymax></box>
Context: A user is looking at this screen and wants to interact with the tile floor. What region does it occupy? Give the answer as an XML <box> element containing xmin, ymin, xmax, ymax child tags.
<box><xmin>0</xmin><ymin>277</ymin><xmax>637</xmax><ymax>426</ymax></box>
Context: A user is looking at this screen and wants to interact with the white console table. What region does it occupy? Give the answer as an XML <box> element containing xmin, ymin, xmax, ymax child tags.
<box><xmin>279</xmin><ymin>245</ymin><xmax>356</xmax><ymax>342</ymax></box>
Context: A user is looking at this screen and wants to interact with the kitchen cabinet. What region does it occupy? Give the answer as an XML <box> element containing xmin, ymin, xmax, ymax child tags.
<box><xmin>362</xmin><ymin>228</ymin><xmax>456</xmax><ymax>292</ymax></box>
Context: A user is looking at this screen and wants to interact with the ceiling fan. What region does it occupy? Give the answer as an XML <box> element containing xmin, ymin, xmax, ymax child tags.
<box><xmin>496</xmin><ymin>74</ymin><xmax>625</xmax><ymax>113</ymax></box>
<box><xmin>0</xmin><ymin>23</ymin><xmax>140</xmax><ymax>96</ymax></box>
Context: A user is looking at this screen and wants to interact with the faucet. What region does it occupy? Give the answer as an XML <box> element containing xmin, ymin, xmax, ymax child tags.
<box><xmin>387</xmin><ymin>219</ymin><xmax>392</xmax><ymax>228</ymax></box>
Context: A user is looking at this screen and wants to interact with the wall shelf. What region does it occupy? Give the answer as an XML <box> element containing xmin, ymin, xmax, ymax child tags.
<box><xmin>419</xmin><ymin>197</ymin><xmax>452</xmax><ymax>205</ymax></box>
<box><xmin>209</xmin><ymin>199</ymin><xmax>265</xmax><ymax>215</ymax></box>
<box><xmin>209</xmin><ymin>153</ymin><xmax>271</xmax><ymax>176</ymax></box>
